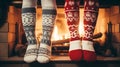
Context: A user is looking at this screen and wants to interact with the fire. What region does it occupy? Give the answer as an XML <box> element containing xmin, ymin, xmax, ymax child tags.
<box><xmin>52</xmin><ymin>26</ymin><xmax>60</xmax><ymax>41</ymax></box>
<box><xmin>51</xmin><ymin>21</ymin><xmax>85</xmax><ymax>41</ymax></box>
<box><xmin>52</xmin><ymin>25</ymin><xmax>70</xmax><ymax>41</ymax></box>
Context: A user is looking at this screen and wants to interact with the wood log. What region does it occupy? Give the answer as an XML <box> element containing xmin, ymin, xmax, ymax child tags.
<box><xmin>93</xmin><ymin>32</ymin><xmax>102</xmax><ymax>39</ymax></box>
<box><xmin>52</xmin><ymin>39</ymin><xmax>69</xmax><ymax>45</ymax></box>
<box><xmin>52</xmin><ymin>32</ymin><xmax>102</xmax><ymax>45</ymax></box>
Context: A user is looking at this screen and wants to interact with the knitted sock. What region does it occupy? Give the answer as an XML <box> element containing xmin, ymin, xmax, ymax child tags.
<box><xmin>64</xmin><ymin>0</ymin><xmax>82</xmax><ymax>61</ymax></box>
<box><xmin>37</xmin><ymin>0</ymin><xmax>57</xmax><ymax>63</ymax></box>
<box><xmin>82</xmin><ymin>0</ymin><xmax>99</xmax><ymax>62</ymax></box>
<box><xmin>22</xmin><ymin>0</ymin><xmax>38</xmax><ymax>63</ymax></box>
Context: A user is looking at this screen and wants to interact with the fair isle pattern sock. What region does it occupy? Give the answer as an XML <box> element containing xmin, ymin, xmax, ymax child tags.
<box><xmin>37</xmin><ymin>0</ymin><xmax>57</xmax><ymax>63</ymax></box>
<box><xmin>22</xmin><ymin>8</ymin><xmax>37</xmax><ymax>63</ymax></box>
<box><xmin>22</xmin><ymin>0</ymin><xmax>37</xmax><ymax>63</ymax></box>
<box><xmin>37</xmin><ymin>10</ymin><xmax>56</xmax><ymax>63</ymax></box>
<box><xmin>82</xmin><ymin>0</ymin><xmax>99</xmax><ymax>62</ymax></box>
<box><xmin>64</xmin><ymin>0</ymin><xmax>82</xmax><ymax>61</ymax></box>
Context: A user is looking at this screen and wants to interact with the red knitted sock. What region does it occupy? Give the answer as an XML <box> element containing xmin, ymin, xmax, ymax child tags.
<box><xmin>82</xmin><ymin>0</ymin><xmax>99</xmax><ymax>62</ymax></box>
<box><xmin>64</xmin><ymin>0</ymin><xmax>82</xmax><ymax>61</ymax></box>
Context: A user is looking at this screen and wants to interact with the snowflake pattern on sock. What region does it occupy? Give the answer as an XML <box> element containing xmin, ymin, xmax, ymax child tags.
<box><xmin>38</xmin><ymin>47</ymin><xmax>51</xmax><ymax>57</ymax></box>
<box><xmin>66</xmin><ymin>11</ymin><xmax>79</xmax><ymax>22</ymax></box>
<box><xmin>22</xmin><ymin>12</ymin><xmax>36</xmax><ymax>44</ymax></box>
<box><xmin>25</xmin><ymin>48</ymin><xmax>38</xmax><ymax>56</ymax></box>
<box><xmin>82</xmin><ymin>0</ymin><xmax>99</xmax><ymax>62</ymax></box>
<box><xmin>83</xmin><ymin>0</ymin><xmax>99</xmax><ymax>41</ymax></box>
<box><xmin>22</xmin><ymin>7</ymin><xmax>37</xmax><ymax>63</ymax></box>
<box><xmin>41</xmin><ymin>14</ymin><xmax>56</xmax><ymax>45</ymax></box>
<box><xmin>64</xmin><ymin>0</ymin><xmax>80</xmax><ymax>41</ymax></box>
<box><xmin>37</xmin><ymin>9</ymin><xmax>56</xmax><ymax>63</ymax></box>
<box><xmin>69</xmin><ymin>24</ymin><xmax>79</xmax><ymax>39</ymax></box>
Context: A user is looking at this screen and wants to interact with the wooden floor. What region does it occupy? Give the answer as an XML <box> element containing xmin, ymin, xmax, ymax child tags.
<box><xmin>0</xmin><ymin>56</ymin><xmax>120</xmax><ymax>62</ymax></box>
<box><xmin>0</xmin><ymin>56</ymin><xmax>120</xmax><ymax>67</ymax></box>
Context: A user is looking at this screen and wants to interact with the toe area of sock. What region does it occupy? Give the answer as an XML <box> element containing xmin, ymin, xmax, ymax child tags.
<box><xmin>83</xmin><ymin>50</ymin><xmax>96</xmax><ymax>62</ymax></box>
<box><xmin>69</xmin><ymin>49</ymin><xmax>83</xmax><ymax>61</ymax></box>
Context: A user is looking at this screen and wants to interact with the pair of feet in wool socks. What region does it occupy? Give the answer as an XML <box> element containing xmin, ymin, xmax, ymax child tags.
<box><xmin>24</xmin><ymin>44</ymin><xmax>51</xmax><ymax>63</ymax></box>
<box><xmin>65</xmin><ymin>0</ymin><xmax>99</xmax><ymax>62</ymax></box>
<box><xmin>22</xmin><ymin>0</ymin><xmax>57</xmax><ymax>63</ymax></box>
<box><xmin>69</xmin><ymin>40</ymin><xmax>96</xmax><ymax>62</ymax></box>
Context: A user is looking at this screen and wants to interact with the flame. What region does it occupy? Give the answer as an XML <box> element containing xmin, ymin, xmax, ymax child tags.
<box><xmin>52</xmin><ymin>25</ymin><xmax>70</xmax><ymax>41</ymax></box>
<box><xmin>52</xmin><ymin>26</ymin><xmax>60</xmax><ymax>41</ymax></box>
<box><xmin>52</xmin><ymin>22</ymin><xmax>85</xmax><ymax>41</ymax></box>
<box><xmin>79</xmin><ymin>21</ymin><xmax>85</xmax><ymax>37</ymax></box>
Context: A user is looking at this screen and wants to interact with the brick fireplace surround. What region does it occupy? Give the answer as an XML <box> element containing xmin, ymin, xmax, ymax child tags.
<box><xmin>0</xmin><ymin>3</ymin><xmax>120</xmax><ymax>67</ymax></box>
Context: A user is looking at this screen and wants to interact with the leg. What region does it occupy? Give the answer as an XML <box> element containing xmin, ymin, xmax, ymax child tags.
<box><xmin>37</xmin><ymin>0</ymin><xmax>57</xmax><ymax>63</ymax></box>
<box><xmin>64</xmin><ymin>0</ymin><xmax>82</xmax><ymax>61</ymax></box>
<box><xmin>22</xmin><ymin>0</ymin><xmax>37</xmax><ymax>63</ymax></box>
<box><xmin>82</xmin><ymin>0</ymin><xmax>99</xmax><ymax>62</ymax></box>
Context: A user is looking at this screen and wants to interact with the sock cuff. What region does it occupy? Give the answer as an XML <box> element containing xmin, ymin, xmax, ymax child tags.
<box><xmin>22</xmin><ymin>8</ymin><xmax>36</xmax><ymax>13</ymax></box>
<box><xmin>69</xmin><ymin>40</ymin><xmax>82</xmax><ymax>51</ymax></box>
<box><xmin>42</xmin><ymin>9</ymin><xmax>57</xmax><ymax>15</ymax></box>
<box><xmin>82</xmin><ymin>40</ymin><xmax>95</xmax><ymax>51</ymax></box>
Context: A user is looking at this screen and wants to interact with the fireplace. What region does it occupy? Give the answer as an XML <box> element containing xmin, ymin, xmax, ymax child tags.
<box><xmin>0</xmin><ymin>5</ymin><xmax>120</xmax><ymax>58</ymax></box>
<box><xmin>35</xmin><ymin>7</ymin><xmax>107</xmax><ymax>56</ymax></box>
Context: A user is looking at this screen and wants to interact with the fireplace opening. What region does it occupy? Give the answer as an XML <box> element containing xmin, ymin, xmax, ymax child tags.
<box><xmin>14</xmin><ymin>7</ymin><xmax>108</xmax><ymax>57</ymax></box>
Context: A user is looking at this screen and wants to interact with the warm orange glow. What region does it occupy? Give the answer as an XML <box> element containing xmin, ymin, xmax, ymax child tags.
<box><xmin>35</xmin><ymin>8</ymin><xmax>107</xmax><ymax>46</ymax></box>
<box><xmin>51</xmin><ymin>25</ymin><xmax>70</xmax><ymax>41</ymax></box>
<box><xmin>52</xmin><ymin>26</ymin><xmax>60</xmax><ymax>41</ymax></box>
<box><xmin>79</xmin><ymin>21</ymin><xmax>85</xmax><ymax>37</ymax></box>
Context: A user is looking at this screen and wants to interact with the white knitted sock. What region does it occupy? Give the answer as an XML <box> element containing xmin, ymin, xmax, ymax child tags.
<box><xmin>37</xmin><ymin>43</ymin><xmax>51</xmax><ymax>63</ymax></box>
<box><xmin>24</xmin><ymin>45</ymin><xmax>38</xmax><ymax>63</ymax></box>
<box><xmin>22</xmin><ymin>0</ymin><xmax>38</xmax><ymax>63</ymax></box>
<box><xmin>37</xmin><ymin>0</ymin><xmax>57</xmax><ymax>63</ymax></box>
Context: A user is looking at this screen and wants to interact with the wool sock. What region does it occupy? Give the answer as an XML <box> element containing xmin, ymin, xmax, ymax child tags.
<box><xmin>82</xmin><ymin>0</ymin><xmax>99</xmax><ymax>62</ymax></box>
<box><xmin>64</xmin><ymin>0</ymin><xmax>82</xmax><ymax>61</ymax></box>
<box><xmin>22</xmin><ymin>0</ymin><xmax>38</xmax><ymax>63</ymax></box>
<box><xmin>37</xmin><ymin>0</ymin><xmax>57</xmax><ymax>63</ymax></box>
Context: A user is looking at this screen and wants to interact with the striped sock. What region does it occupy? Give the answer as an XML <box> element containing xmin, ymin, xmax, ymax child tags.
<box><xmin>64</xmin><ymin>0</ymin><xmax>82</xmax><ymax>61</ymax></box>
<box><xmin>82</xmin><ymin>0</ymin><xmax>99</xmax><ymax>62</ymax></box>
<box><xmin>22</xmin><ymin>0</ymin><xmax>38</xmax><ymax>63</ymax></box>
<box><xmin>37</xmin><ymin>0</ymin><xmax>57</xmax><ymax>63</ymax></box>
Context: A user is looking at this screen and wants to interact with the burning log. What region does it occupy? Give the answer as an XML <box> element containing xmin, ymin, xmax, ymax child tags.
<box><xmin>52</xmin><ymin>32</ymin><xmax>102</xmax><ymax>45</ymax></box>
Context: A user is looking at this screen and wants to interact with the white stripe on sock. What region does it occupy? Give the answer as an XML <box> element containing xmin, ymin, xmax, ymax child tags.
<box><xmin>69</xmin><ymin>40</ymin><xmax>82</xmax><ymax>51</ymax></box>
<box><xmin>82</xmin><ymin>40</ymin><xmax>95</xmax><ymax>52</ymax></box>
